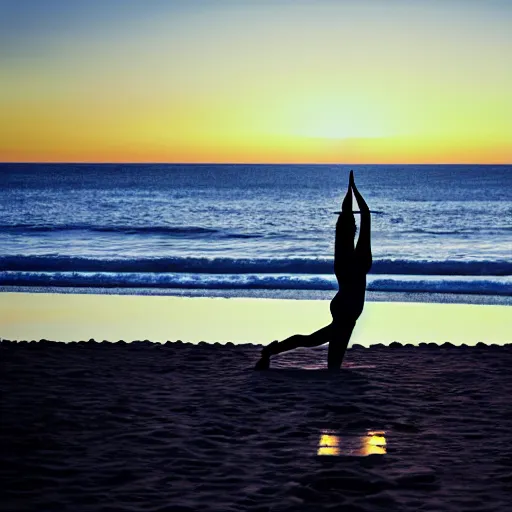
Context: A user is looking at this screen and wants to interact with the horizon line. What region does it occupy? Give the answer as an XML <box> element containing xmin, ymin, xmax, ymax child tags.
<box><xmin>1</xmin><ymin>162</ymin><xmax>511</xmax><ymax>166</ymax></box>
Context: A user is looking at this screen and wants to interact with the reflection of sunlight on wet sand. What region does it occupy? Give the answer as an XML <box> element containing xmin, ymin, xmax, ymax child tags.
<box><xmin>317</xmin><ymin>429</ymin><xmax>387</xmax><ymax>456</ymax></box>
<box><xmin>363</xmin><ymin>431</ymin><xmax>387</xmax><ymax>455</ymax></box>
<box><xmin>318</xmin><ymin>431</ymin><xmax>340</xmax><ymax>456</ymax></box>
<box><xmin>1</xmin><ymin>293</ymin><xmax>510</xmax><ymax>346</ymax></box>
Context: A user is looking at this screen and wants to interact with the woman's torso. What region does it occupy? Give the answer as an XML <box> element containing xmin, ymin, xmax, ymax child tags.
<box><xmin>330</xmin><ymin>270</ymin><xmax>367</xmax><ymax>323</ymax></box>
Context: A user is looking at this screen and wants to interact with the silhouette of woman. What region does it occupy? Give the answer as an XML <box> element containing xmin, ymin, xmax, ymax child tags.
<box><xmin>255</xmin><ymin>170</ymin><xmax>372</xmax><ymax>370</ymax></box>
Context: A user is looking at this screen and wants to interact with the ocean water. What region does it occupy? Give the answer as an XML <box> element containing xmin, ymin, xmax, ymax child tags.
<box><xmin>0</xmin><ymin>164</ymin><xmax>511</xmax><ymax>298</ymax></box>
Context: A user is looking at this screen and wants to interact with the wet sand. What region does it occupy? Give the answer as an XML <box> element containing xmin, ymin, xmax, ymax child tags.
<box><xmin>0</xmin><ymin>292</ymin><xmax>511</xmax><ymax>346</ymax></box>
<box><xmin>2</xmin><ymin>340</ymin><xmax>512</xmax><ymax>511</ymax></box>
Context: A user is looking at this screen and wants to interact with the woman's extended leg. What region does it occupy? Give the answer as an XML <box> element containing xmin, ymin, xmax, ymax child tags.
<box><xmin>254</xmin><ymin>324</ymin><xmax>333</xmax><ymax>369</ymax></box>
<box><xmin>268</xmin><ymin>323</ymin><xmax>333</xmax><ymax>355</ymax></box>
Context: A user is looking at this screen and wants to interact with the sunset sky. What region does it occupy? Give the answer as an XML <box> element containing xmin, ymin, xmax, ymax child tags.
<box><xmin>1</xmin><ymin>0</ymin><xmax>511</xmax><ymax>163</ymax></box>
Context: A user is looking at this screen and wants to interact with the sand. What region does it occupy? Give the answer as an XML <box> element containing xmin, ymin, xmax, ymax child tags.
<box><xmin>2</xmin><ymin>340</ymin><xmax>512</xmax><ymax>512</ymax></box>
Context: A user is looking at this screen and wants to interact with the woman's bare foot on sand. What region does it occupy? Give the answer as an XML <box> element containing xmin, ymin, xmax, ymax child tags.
<box><xmin>254</xmin><ymin>341</ymin><xmax>278</xmax><ymax>370</ymax></box>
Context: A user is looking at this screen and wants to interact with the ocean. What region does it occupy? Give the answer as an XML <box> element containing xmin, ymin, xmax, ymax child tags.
<box><xmin>0</xmin><ymin>164</ymin><xmax>511</xmax><ymax>299</ymax></box>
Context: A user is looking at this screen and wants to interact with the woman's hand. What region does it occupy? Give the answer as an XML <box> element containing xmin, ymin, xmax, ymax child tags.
<box><xmin>351</xmin><ymin>171</ymin><xmax>370</xmax><ymax>213</ymax></box>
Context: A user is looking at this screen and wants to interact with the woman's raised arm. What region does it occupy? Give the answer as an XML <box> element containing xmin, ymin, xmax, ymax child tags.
<box><xmin>350</xmin><ymin>171</ymin><xmax>372</xmax><ymax>272</ymax></box>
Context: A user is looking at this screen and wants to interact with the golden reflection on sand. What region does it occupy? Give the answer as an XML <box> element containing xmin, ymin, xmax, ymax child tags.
<box><xmin>317</xmin><ymin>429</ymin><xmax>387</xmax><ymax>456</ymax></box>
<box><xmin>318</xmin><ymin>432</ymin><xmax>341</xmax><ymax>456</ymax></box>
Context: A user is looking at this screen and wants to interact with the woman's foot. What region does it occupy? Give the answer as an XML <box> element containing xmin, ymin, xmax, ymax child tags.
<box><xmin>254</xmin><ymin>341</ymin><xmax>278</xmax><ymax>370</ymax></box>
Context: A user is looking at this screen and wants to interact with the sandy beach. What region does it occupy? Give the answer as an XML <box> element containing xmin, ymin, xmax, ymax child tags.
<box><xmin>2</xmin><ymin>339</ymin><xmax>512</xmax><ymax>512</ymax></box>
<box><xmin>1</xmin><ymin>292</ymin><xmax>512</xmax><ymax>511</ymax></box>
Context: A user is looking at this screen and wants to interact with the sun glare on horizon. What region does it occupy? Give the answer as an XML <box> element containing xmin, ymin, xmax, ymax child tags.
<box><xmin>281</xmin><ymin>95</ymin><xmax>397</xmax><ymax>140</ymax></box>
